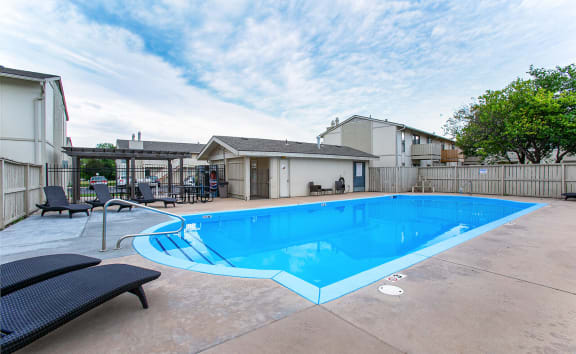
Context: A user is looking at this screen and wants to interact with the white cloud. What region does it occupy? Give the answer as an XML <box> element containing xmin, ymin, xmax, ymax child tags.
<box><xmin>1</xmin><ymin>0</ymin><xmax>576</xmax><ymax>147</ymax></box>
<box><xmin>0</xmin><ymin>0</ymin><xmax>309</xmax><ymax>147</ymax></box>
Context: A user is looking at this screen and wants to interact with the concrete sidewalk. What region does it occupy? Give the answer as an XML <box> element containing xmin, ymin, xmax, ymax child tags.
<box><xmin>2</xmin><ymin>193</ymin><xmax>575</xmax><ymax>353</ymax></box>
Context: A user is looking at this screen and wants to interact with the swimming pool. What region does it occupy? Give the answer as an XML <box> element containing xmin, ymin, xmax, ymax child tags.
<box><xmin>134</xmin><ymin>195</ymin><xmax>545</xmax><ymax>303</ymax></box>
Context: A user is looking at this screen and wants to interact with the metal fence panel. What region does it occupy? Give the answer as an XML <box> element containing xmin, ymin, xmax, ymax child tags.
<box><xmin>46</xmin><ymin>164</ymin><xmax>225</xmax><ymax>202</ymax></box>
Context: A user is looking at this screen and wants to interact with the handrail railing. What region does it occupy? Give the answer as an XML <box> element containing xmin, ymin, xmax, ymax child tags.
<box><xmin>101</xmin><ymin>199</ymin><xmax>185</xmax><ymax>252</ymax></box>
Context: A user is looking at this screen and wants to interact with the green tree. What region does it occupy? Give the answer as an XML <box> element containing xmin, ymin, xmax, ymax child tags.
<box><xmin>80</xmin><ymin>143</ymin><xmax>117</xmax><ymax>180</ymax></box>
<box><xmin>444</xmin><ymin>65</ymin><xmax>576</xmax><ymax>164</ymax></box>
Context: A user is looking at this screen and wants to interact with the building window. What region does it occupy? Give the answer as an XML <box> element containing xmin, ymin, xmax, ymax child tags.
<box><xmin>412</xmin><ymin>135</ymin><xmax>420</xmax><ymax>144</ymax></box>
<box><xmin>441</xmin><ymin>143</ymin><xmax>445</xmax><ymax>150</ymax></box>
<box><xmin>401</xmin><ymin>132</ymin><xmax>405</xmax><ymax>152</ymax></box>
<box><xmin>427</xmin><ymin>136</ymin><xmax>432</xmax><ymax>144</ymax></box>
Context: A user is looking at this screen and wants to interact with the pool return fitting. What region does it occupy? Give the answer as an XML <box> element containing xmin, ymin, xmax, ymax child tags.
<box><xmin>100</xmin><ymin>199</ymin><xmax>185</xmax><ymax>252</ymax></box>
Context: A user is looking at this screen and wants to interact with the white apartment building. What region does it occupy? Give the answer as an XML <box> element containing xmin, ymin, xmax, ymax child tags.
<box><xmin>319</xmin><ymin>115</ymin><xmax>459</xmax><ymax>167</ymax></box>
<box><xmin>0</xmin><ymin>66</ymin><xmax>71</xmax><ymax>167</ymax></box>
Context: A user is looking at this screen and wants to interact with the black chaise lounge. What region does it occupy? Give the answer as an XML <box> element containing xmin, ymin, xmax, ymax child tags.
<box><xmin>0</xmin><ymin>264</ymin><xmax>161</xmax><ymax>353</ymax></box>
<box><xmin>561</xmin><ymin>192</ymin><xmax>576</xmax><ymax>200</ymax></box>
<box><xmin>36</xmin><ymin>186</ymin><xmax>91</xmax><ymax>218</ymax></box>
<box><xmin>0</xmin><ymin>254</ymin><xmax>101</xmax><ymax>295</ymax></box>
<box><xmin>87</xmin><ymin>184</ymin><xmax>134</xmax><ymax>212</ymax></box>
<box><xmin>136</xmin><ymin>182</ymin><xmax>176</xmax><ymax>207</ymax></box>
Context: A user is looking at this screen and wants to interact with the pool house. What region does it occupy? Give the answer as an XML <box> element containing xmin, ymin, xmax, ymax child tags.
<box><xmin>197</xmin><ymin>136</ymin><xmax>376</xmax><ymax>200</ymax></box>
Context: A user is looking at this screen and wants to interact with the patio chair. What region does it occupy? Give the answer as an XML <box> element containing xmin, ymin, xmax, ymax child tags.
<box><xmin>87</xmin><ymin>184</ymin><xmax>134</xmax><ymax>212</ymax></box>
<box><xmin>335</xmin><ymin>179</ymin><xmax>345</xmax><ymax>194</ymax></box>
<box><xmin>0</xmin><ymin>264</ymin><xmax>161</xmax><ymax>353</ymax></box>
<box><xmin>0</xmin><ymin>254</ymin><xmax>101</xmax><ymax>295</ymax></box>
<box><xmin>36</xmin><ymin>186</ymin><xmax>91</xmax><ymax>218</ymax></box>
<box><xmin>308</xmin><ymin>182</ymin><xmax>322</xmax><ymax>196</ymax></box>
<box><xmin>136</xmin><ymin>182</ymin><xmax>176</xmax><ymax>208</ymax></box>
<box><xmin>561</xmin><ymin>192</ymin><xmax>576</xmax><ymax>200</ymax></box>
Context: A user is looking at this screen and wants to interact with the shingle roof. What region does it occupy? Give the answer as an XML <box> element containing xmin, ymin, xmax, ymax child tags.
<box><xmin>214</xmin><ymin>136</ymin><xmax>375</xmax><ymax>158</ymax></box>
<box><xmin>116</xmin><ymin>140</ymin><xmax>205</xmax><ymax>153</ymax></box>
<box><xmin>0</xmin><ymin>66</ymin><xmax>59</xmax><ymax>80</ymax></box>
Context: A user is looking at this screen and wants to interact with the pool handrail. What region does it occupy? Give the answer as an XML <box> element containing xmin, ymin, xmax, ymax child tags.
<box><xmin>101</xmin><ymin>199</ymin><xmax>185</xmax><ymax>252</ymax></box>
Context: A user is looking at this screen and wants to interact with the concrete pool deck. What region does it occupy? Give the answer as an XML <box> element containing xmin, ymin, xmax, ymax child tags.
<box><xmin>2</xmin><ymin>193</ymin><xmax>575</xmax><ymax>353</ymax></box>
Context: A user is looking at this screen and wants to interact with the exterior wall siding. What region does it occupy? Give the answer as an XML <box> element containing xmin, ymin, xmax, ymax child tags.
<box><xmin>288</xmin><ymin>158</ymin><xmax>355</xmax><ymax>197</ymax></box>
<box><xmin>341</xmin><ymin>118</ymin><xmax>372</xmax><ymax>154</ymax></box>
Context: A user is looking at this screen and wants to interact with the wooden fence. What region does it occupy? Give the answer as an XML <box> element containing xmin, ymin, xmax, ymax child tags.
<box><xmin>369</xmin><ymin>164</ymin><xmax>576</xmax><ymax>198</ymax></box>
<box><xmin>0</xmin><ymin>159</ymin><xmax>44</xmax><ymax>229</ymax></box>
<box><xmin>369</xmin><ymin>167</ymin><xmax>418</xmax><ymax>193</ymax></box>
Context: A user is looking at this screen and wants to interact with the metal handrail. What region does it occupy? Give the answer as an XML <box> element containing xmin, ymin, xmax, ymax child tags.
<box><xmin>101</xmin><ymin>199</ymin><xmax>185</xmax><ymax>252</ymax></box>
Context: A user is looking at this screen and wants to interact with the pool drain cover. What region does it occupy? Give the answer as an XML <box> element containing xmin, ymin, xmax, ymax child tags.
<box><xmin>378</xmin><ymin>285</ymin><xmax>404</xmax><ymax>296</ymax></box>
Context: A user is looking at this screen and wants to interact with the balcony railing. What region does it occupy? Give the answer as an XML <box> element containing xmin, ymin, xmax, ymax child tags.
<box><xmin>411</xmin><ymin>144</ymin><xmax>442</xmax><ymax>160</ymax></box>
<box><xmin>441</xmin><ymin>149</ymin><xmax>460</xmax><ymax>163</ymax></box>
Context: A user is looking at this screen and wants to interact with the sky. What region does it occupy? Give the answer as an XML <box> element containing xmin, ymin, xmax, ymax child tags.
<box><xmin>1</xmin><ymin>0</ymin><xmax>575</xmax><ymax>147</ymax></box>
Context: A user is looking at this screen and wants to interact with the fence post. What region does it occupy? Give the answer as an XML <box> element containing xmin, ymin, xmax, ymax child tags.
<box><xmin>395</xmin><ymin>167</ymin><xmax>399</xmax><ymax>193</ymax></box>
<box><xmin>0</xmin><ymin>159</ymin><xmax>5</xmax><ymax>229</ymax></box>
<box><xmin>561</xmin><ymin>163</ymin><xmax>566</xmax><ymax>196</ymax></box>
<box><xmin>501</xmin><ymin>165</ymin><xmax>505</xmax><ymax>196</ymax></box>
<box><xmin>24</xmin><ymin>164</ymin><xmax>30</xmax><ymax>215</ymax></box>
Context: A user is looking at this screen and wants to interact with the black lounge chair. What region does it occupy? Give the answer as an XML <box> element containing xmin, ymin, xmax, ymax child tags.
<box><xmin>136</xmin><ymin>182</ymin><xmax>176</xmax><ymax>207</ymax></box>
<box><xmin>87</xmin><ymin>184</ymin><xmax>134</xmax><ymax>212</ymax></box>
<box><xmin>0</xmin><ymin>264</ymin><xmax>161</xmax><ymax>353</ymax></box>
<box><xmin>36</xmin><ymin>186</ymin><xmax>91</xmax><ymax>218</ymax></box>
<box><xmin>561</xmin><ymin>192</ymin><xmax>576</xmax><ymax>200</ymax></box>
<box><xmin>0</xmin><ymin>254</ymin><xmax>101</xmax><ymax>295</ymax></box>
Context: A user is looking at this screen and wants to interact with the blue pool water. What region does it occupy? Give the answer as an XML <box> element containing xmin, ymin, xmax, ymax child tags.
<box><xmin>134</xmin><ymin>195</ymin><xmax>544</xmax><ymax>303</ymax></box>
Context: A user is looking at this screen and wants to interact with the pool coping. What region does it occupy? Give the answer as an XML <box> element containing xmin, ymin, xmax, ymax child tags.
<box><xmin>133</xmin><ymin>195</ymin><xmax>547</xmax><ymax>304</ymax></box>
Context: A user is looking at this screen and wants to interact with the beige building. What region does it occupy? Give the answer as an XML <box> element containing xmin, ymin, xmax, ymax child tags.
<box><xmin>0</xmin><ymin>66</ymin><xmax>71</xmax><ymax>166</ymax></box>
<box><xmin>319</xmin><ymin>115</ymin><xmax>459</xmax><ymax>167</ymax></box>
<box><xmin>198</xmin><ymin>136</ymin><xmax>375</xmax><ymax>200</ymax></box>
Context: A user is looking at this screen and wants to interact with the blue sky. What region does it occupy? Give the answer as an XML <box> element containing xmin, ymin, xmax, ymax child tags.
<box><xmin>1</xmin><ymin>0</ymin><xmax>575</xmax><ymax>146</ymax></box>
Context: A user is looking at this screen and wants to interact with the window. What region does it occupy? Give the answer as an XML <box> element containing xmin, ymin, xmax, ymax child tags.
<box><xmin>401</xmin><ymin>132</ymin><xmax>405</xmax><ymax>152</ymax></box>
<box><xmin>427</xmin><ymin>136</ymin><xmax>432</xmax><ymax>144</ymax></box>
<box><xmin>441</xmin><ymin>143</ymin><xmax>445</xmax><ymax>150</ymax></box>
<box><xmin>412</xmin><ymin>135</ymin><xmax>420</xmax><ymax>144</ymax></box>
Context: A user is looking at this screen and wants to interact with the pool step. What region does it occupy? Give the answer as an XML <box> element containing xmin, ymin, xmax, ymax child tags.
<box><xmin>153</xmin><ymin>234</ymin><xmax>232</xmax><ymax>266</ymax></box>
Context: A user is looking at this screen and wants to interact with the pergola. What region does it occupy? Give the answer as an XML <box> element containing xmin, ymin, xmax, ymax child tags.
<box><xmin>63</xmin><ymin>146</ymin><xmax>194</xmax><ymax>202</ymax></box>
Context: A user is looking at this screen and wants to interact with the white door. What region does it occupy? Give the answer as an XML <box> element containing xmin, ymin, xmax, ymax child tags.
<box><xmin>279</xmin><ymin>159</ymin><xmax>290</xmax><ymax>197</ymax></box>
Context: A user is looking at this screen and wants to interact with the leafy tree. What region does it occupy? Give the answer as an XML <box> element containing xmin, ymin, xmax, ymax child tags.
<box><xmin>444</xmin><ymin>64</ymin><xmax>576</xmax><ymax>164</ymax></box>
<box><xmin>80</xmin><ymin>143</ymin><xmax>117</xmax><ymax>180</ymax></box>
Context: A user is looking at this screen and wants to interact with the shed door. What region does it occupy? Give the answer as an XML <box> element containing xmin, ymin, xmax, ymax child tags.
<box><xmin>279</xmin><ymin>159</ymin><xmax>290</xmax><ymax>197</ymax></box>
<box><xmin>353</xmin><ymin>162</ymin><xmax>365</xmax><ymax>192</ymax></box>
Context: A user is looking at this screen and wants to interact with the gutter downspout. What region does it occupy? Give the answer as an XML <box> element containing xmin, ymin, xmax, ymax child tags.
<box><xmin>397</xmin><ymin>124</ymin><xmax>407</xmax><ymax>167</ymax></box>
<box><xmin>33</xmin><ymin>83</ymin><xmax>46</xmax><ymax>165</ymax></box>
